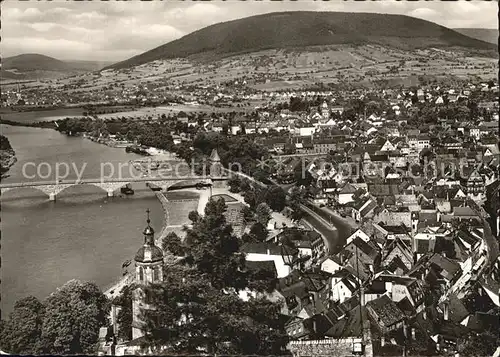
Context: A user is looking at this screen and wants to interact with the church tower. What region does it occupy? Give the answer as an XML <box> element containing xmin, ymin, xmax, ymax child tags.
<box><xmin>321</xmin><ymin>101</ymin><xmax>330</xmax><ymax>120</ymax></box>
<box><xmin>209</xmin><ymin>148</ymin><xmax>225</xmax><ymax>189</ymax></box>
<box><xmin>132</xmin><ymin>209</ymin><xmax>164</xmax><ymax>340</ymax></box>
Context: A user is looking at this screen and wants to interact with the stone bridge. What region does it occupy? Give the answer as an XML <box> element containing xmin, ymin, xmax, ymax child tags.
<box><xmin>0</xmin><ymin>177</ymin><xmax>216</xmax><ymax>201</ymax></box>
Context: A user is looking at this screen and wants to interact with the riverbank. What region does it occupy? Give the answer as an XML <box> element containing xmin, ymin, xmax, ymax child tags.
<box><xmin>154</xmin><ymin>191</ymin><xmax>171</xmax><ymax>246</ymax></box>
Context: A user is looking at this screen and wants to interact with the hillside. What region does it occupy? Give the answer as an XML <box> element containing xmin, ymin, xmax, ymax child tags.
<box><xmin>453</xmin><ymin>28</ymin><xmax>498</xmax><ymax>45</ymax></box>
<box><xmin>1</xmin><ymin>54</ymin><xmax>110</xmax><ymax>80</ymax></box>
<box><xmin>108</xmin><ymin>11</ymin><xmax>497</xmax><ymax>69</ymax></box>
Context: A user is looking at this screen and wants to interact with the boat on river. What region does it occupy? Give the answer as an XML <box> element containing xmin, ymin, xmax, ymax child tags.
<box><xmin>120</xmin><ymin>184</ymin><xmax>134</xmax><ymax>195</ymax></box>
<box><xmin>146</xmin><ymin>182</ymin><xmax>162</xmax><ymax>192</ymax></box>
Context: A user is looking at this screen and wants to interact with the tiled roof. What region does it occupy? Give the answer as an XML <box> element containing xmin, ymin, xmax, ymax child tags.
<box><xmin>360</xmin><ymin>200</ymin><xmax>378</xmax><ymax>217</ymax></box>
<box><xmin>445</xmin><ymin>294</ymin><xmax>470</xmax><ymax>323</ymax></box>
<box><xmin>396</xmin><ymin>297</ymin><xmax>416</xmax><ymax>317</ymax></box>
<box><xmin>429</xmin><ymin>254</ymin><xmax>461</xmax><ymax>279</ymax></box>
<box><xmin>453</xmin><ymin>206</ymin><xmax>478</xmax><ymax>217</ymax></box>
<box><xmin>368</xmin><ymin>183</ymin><xmax>401</xmax><ymax>197</ymax></box>
<box><xmin>242</xmin><ymin>242</ymin><xmax>285</xmax><ymax>255</ymax></box>
<box><xmin>366</xmin><ymin>295</ymin><xmax>405</xmax><ymax>328</ymax></box>
<box><xmin>245</xmin><ymin>260</ymin><xmax>277</xmax><ymax>277</ymax></box>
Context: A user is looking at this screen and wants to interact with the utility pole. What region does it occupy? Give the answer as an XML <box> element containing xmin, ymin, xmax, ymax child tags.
<box><xmin>355</xmin><ymin>243</ymin><xmax>365</xmax><ymax>354</ymax></box>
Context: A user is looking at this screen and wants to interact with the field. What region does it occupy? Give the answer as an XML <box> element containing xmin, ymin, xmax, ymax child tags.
<box><xmin>5</xmin><ymin>44</ymin><xmax>497</xmax><ymax>97</ymax></box>
<box><xmin>99</xmin><ymin>44</ymin><xmax>498</xmax><ymax>91</ymax></box>
<box><xmin>164</xmin><ymin>195</ymin><xmax>199</xmax><ymax>226</ymax></box>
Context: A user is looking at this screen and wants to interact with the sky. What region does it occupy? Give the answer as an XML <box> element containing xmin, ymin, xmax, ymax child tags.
<box><xmin>1</xmin><ymin>0</ymin><xmax>498</xmax><ymax>62</ymax></box>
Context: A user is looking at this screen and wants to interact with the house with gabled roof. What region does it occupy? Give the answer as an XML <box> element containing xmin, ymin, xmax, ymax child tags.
<box><xmin>452</xmin><ymin>206</ymin><xmax>482</xmax><ymax>223</ymax></box>
<box><xmin>242</xmin><ymin>242</ymin><xmax>296</xmax><ymax>278</ymax></box>
<box><xmin>366</xmin><ymin>295</ymin><xmax>405</xmax><ymax>334</ymax></box>
<box><xmin>351</xmin><ymin>197</ymin><xmax>378</xmax><ymax>222</ymax></box>
<box><xmin>391</xmin><ymin>277</ymin><xmax>425</xmax><ymax>313</ymax></box>
<box><xmin>320</xmin><ymin>256</ymin><xmax>343</xmax><ymax>275</ymax></box>
<box><xmin>337</xmin><ymin>182</ymin><xmax>358</xmax><ymax>205</ymax></box>
<box><xmin>409</xmin><ymin>253</ymin><xmax>462</xmax><ymax>289</ymax></box>
<box><xmin>380</xmin><ymin>238</ymin><xmax>414</xmax><ymax>275</ymax></box>
<box><xmin>374</xmin><ymin>206</ymin><xmax>412</xmax><ymax>227</ymax></box>
<box><xmin>331</xmin><ymin>273</ymin><xmax>359</xmax><ymax>304</ymax></box>
<box><xmin>380</xmin><ymin>139</ymin><xmax>396</xmax><ymax>152</ymax></box>
<box><xmin>343</xmin><ymin>237</ymin><xmax>380</xmax><ymax>275</ymax></box>
<box><xmin>344</xmin><ymin>228</ymin><xmax>371</xmax><ymax>246</ymax></box>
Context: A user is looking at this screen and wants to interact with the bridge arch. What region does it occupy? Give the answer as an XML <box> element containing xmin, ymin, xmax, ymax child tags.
<box><xmin>0</xmin><ymin>184</ymin><xmax>76</xmax><ymax>200</ymax></box>
<box><xmin>0</xmin><ymin>185</ymin><xmax>59</xmax><ymax>199</ymax></box>
<box><xmin>1</xmin><ymin>182</ymin><xmax>132</xmax><ymax>200</ymax></box>
<box><xmin>145</xmin><ymin>178</ymin><xmax>212</xmax><ymax>192</ymax></box>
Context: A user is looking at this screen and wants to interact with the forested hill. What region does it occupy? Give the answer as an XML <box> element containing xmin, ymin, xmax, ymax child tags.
<box><xmin>108</xmin><ymin>11</ymin><xmax>497</xmax><ymax>69</ymax></box>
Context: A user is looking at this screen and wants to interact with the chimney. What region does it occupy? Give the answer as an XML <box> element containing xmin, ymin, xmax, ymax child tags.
<box><xmin>381</xmin><ymin>336</ymin><xmax>385</xmax><ymax>347</ymax></box>
<box><xmin>267</xmin><ymin>248</ymin><xmax>270</xmax><ymax>255</ymax></box>
<box><xmin>423</xmin><ymin>310</ymin><xmax>427</xmax><ymax>320</ymax></box>
<box><xmin>411</xmin><ymin>327</ymin><xmax>416</xmax><ymax>340</ymax></box>
<box><xmin>443</xmin><ymin>302</ymin><xmax>449</xmax><ymax>321</ymax></box>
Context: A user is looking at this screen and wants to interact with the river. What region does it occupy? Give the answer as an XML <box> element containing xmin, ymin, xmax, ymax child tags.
<box><xmin>0</xmin><ymin>123</ymin><xmax>169</xmax><ymax>315</ymax></box>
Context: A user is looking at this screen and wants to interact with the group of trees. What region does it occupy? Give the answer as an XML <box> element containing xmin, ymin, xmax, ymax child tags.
<box><xmin>140</xmin><ymin>199</ymin><xmax>288</xmax><ymax>354</ymax></box>
<box><xmin>227</xmin><ymin>174</ymin><xmax>307</xmax><ymax>238</ymax></box>
<box><xmin>182</xmin><ymin>131</ymin><xmax>270</xmax><ymax>176</ymax></box>
<box><xmin>227</xmin><ymin>175</ymin><xmax>286</xmax><ymax>212</ymax></box>
<box><xmin>0</xmin><ymin>134</ymin><xmax>13</xmax><ymax>151</ymax></box>
<box><xmin>0</xmin><ymin>280</ymin><xmax>109</xmax><ymax>355</ymax></box>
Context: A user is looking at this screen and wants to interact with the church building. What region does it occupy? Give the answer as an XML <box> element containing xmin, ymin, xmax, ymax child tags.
<box><xmin>132</xmin><ymin>209</ymin><xmax>164</xmax><ymax>340</ymax></box>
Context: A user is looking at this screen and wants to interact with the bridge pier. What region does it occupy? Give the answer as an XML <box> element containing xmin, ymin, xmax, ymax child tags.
<box><xmin>49</xmin><ymin>193</ymin><xmax>56</xmax><ymax>201</ymax></box>
<box><xmin>107</xmin><ymin>190</ymin><xmax>114</xmax><ymax>197</ymax></box>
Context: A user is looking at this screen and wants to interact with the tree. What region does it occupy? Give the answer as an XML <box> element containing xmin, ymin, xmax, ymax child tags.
<box><xmin>255</xmin><ymin>202</ymin><xmax>272</xmax><ymax>226</ymax></box>
<box><xmin>39</xmin><ymin>280</ymin><xmax>109</xmax><ymax>355</ymax></box>
<box><xmin>227</xmin><ymin>176</ymin><xmax>242</xmax><ymax>193</ymax></box>
<box><xmin>460</xmin><ymin>330</ymin><xmax>500</xmax><ymax>357</ymax></box>
<box><xmin>142</xmin><ymin>199</ymin><xmax>288</xmax><ymax>354</ymax></box>
<box><xmin>249</xmin><ymin>222</ymin><xmax>269</xmax><ymax>242</ymax></box>
<box><xmin>243</xmin><ymin>189</ymin><xmax>259</xmax><ymax>209</ymax></box>
<box><xmin>113</xmin><ymin>285</ymin><xmax>133</xmax><ymax>342</ymax></box>
<box><xmin>183</xmin><ymin>199</ymin><xmax>247</xmax><ymax>290</ymax></box>
<box><xmin>0</xmin><ymin>296</ymin><xmax>45</xmax><ymax>354</ymax></box>
<box><xmin>264</xmin><ymin>186</ymin><xmax>287</xmax><ymax>212</ymax></box>
<box><xmin>162</xmin><ymin>232</ymin><xmax>185</xmax><ymax>257</ymax></box>
<box><xmin>241</xmin><ymin>205</ymin><xmax>255</xmax><ymax>225</ymax></box>
<box><xmin>294</xmin><ymin>161</ymin><xmax>314</xmax><ymax>186</ymax></box>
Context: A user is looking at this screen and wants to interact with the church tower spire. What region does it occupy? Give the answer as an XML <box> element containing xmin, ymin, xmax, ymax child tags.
<box><xmin>143</xmin><ymin>208</ymin><xmax>155</xmax><ymax>245</ymax></box>
<box><xmin>132</xmin><ymin>209</ymin><xmax>164</xmax><ymax>340</ymax></box>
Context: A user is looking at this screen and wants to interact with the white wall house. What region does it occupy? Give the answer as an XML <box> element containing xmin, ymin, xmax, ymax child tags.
<box><xmin>244</xmin><ymin>251</ymin><xmax>292</xmax><ymax>278</ymax></box>
<box><xmin>299</xmin><ymin>126</ymin><xmax>316</xmax><ymax>137</ymax></box>
<box><xmin>331</xmin><ymin>277</ymin><xmax>357</xmax><ymax>303</ymax></box>
<box><xmin>345</xmin><ymin>229</ymin><xmax>371</xmax><ymax>246</ymax></box>
<box><xmin>321</xmin><ymin>257</ymin><xmax>342</xmax><ymax>275</ymax></box>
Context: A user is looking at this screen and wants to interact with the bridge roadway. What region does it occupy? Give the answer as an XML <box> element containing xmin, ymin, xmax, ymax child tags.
<box><xmin>0</xmin><ymin>176</ymin><xmax>214</xmax><ymax>201</ymax></box>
